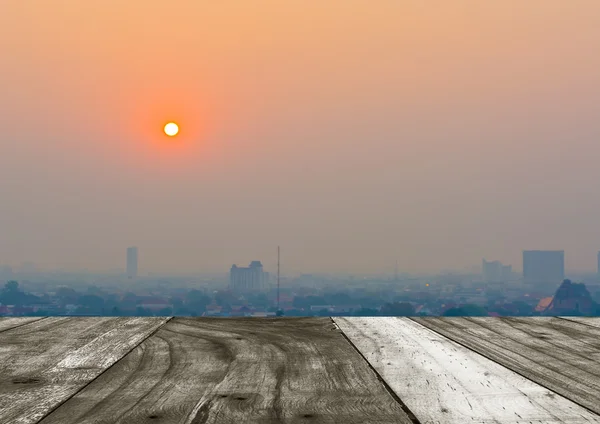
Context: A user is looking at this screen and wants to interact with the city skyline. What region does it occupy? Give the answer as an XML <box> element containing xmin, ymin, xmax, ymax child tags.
<box><xmin>2</xmin><ymin>246</ymin><xmax>600</xmax><ymax>277</ymax></box>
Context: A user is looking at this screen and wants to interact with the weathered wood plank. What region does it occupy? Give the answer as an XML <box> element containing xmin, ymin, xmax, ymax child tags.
<box><xmin>0</xmin><ymin>317</ymin><xmax>169</xmax><ymax>424</ymax></box>
<box><xmin>413</xmin><ymin>316</ymin><xmax>600</xmax><ymax>415</ymax></box>
<box><xmin>560</xmin><ymin>317</ymin><xmax>600</xmax><ymax>329</ymax></box>
<box><xmin>335</xmin><ymin>317</ymin><xmax>600</xmax><ymax>423</ymax></box>
<box><xmin>0</xmin><ymin>317</ymin><xmax>45</xmax><ymax>333</ymax></box>
<box><xmin>40</xmin><ymin>317</ymin><xmax>413</xmax><ymax>424</ymax></box>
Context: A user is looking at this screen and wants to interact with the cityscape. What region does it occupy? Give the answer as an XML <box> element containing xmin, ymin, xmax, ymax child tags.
<box><xmin>1</xmin><ymin>247</ymin><xmax>599</xmax><ymax>318</ymax></box>
<box><xmin>3</xmin><ymin>2</ymin><xmax>600</xmax><ymax>421</ymax></box>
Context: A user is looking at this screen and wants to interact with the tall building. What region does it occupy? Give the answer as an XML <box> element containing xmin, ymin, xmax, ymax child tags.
<box><xmin>230</xmin><ymin>261</ymin><xmax>266</xmax><ymax>291</ymax></box>
<box><xmin>127</xmin><ymin>247</ymin><xmax>138</xmax><ymax>279</ymax></box>
<box><xmin>482</xmin><ymin>259</ymin><xmax>502</xmax><ymax>282</ymax></box>
<box><xmin>482</xmin><ymin>259</ymin><xmax>512</xmax><ymax>283</ymax></box>
<box><xmin>523</xmin><ymin>250</ymin><xmax>564</xmax><ymax>283</ymax></box>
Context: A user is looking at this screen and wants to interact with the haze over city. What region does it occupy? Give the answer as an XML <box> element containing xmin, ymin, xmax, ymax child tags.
<box><xmin>2</xmin><ymin>1</ymin><xmax>600</xmax><ymax>274</ymax></box>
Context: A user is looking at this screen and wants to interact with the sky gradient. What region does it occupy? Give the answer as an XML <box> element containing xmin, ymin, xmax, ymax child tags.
<box><xmin>2</xmin><ymin>1</ymin><xmax>600</xmax><ymax>274</ymax></box>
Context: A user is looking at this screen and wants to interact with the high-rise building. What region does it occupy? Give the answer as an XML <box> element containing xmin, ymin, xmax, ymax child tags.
<box><xmin>523</xmin><ymin>250</ymin><xmax>564</xmax><ymax>283</ymax></box>
<box><xmin>230</xmin><ymin>261</ymin><xmax>266</xmax><ymax>291</ymax></box>
<box><xmin>502</xmin><ymin>265</ymin><xmax>512</xmax><ymax>281</ymax></box>
<box><xmin>127</xmin><ymin>247</ymin><xmax>138</xmax><ymax>279</ymax></box>
<box><xmin>482</xmin><ymin>259</ymin><xmax>512</xmax><ymax>283</ymax></box>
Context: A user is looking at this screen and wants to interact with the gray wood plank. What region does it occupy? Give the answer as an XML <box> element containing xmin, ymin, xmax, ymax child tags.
<box><xmin>0</xmin><ymin>317</ymin><xmax>45</xmax><ymax>333</ymax></box>
<box><xmin>40</xmin><ymin>317</ymin><xmax>413</xmax><ymax>424</ymax></box>
<box><xmin>0</xmin><ymin>317</ymin><xmax>169</xmax><ymax>424</ymax></box>
<box><xmin>335</xmin><ymin>317</ymin><xmax>599</xmax><ymax>424</ymax></box>
<box><xmin>413</xmin><ymin>317</ymin><xmax>600</xmax><ymax>415</ymax></box>
<box><xmin>560</xmin><ymin>317</ymin><xmax>600</xmax><ymax>329</ymax></box>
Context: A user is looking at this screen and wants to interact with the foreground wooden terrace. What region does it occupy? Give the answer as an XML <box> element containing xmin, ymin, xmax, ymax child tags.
<box><xmin>1</xmin><ymin>316</ymin><xmax>599</xmax><ymax>423</ymax></box>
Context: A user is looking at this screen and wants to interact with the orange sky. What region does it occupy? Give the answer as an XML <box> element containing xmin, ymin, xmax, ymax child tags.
<box><xmin>1</xmin><ymin>1</ymin><xmax>600</xmax><ymax>274</ymax></box>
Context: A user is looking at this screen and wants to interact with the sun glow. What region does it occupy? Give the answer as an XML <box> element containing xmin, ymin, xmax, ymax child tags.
<box><xmin>164</xmin><ymin>122</ymin><xmax>179</xmax><ymax>137</ymax></box>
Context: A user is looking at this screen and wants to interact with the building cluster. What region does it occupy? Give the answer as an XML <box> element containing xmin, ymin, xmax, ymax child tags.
<box><xmin>483</xmin><ymin>250</ymin><xmax>568</xmax><ymax>284</ymax></box>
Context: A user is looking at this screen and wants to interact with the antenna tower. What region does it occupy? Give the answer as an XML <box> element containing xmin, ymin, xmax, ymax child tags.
<box><xmin>277</xmin><ymin>246</ymin><xmax>281</xmax><ymax>311</ymax></box>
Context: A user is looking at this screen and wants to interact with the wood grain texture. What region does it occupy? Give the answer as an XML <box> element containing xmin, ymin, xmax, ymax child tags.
<box><xmin>560</xmin><ymin>317</ymin><xmax>600</xmax><ymax>329</ymax></box>
<box><xmin>40</xmin><ymin>317</ymin><xmax>413</xmax><ymax>424</ymax></box>
<box><xmin>412</xmin><ymin>317</ymin><xmax>600</xmax><ymax>416</ymax></box>
<box><xmin>0</xmin><ymin>317</ymin><xmax>45</xmax><ymax>333</ymax></box>
<box><xmin>335</xmin><ymin>317</ymin><xmax>600</xmax><ymax>424</ymax></box>
<box><xmin>0</xmin><ymin>317</ymin><xmax>169</xmax><ymax>424</ymax></box>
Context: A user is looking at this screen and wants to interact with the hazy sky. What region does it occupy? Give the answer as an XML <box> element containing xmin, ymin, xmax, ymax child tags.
<box><xmin>2</xmin><ymin>1</ymin><xmax>600</xmax><ymax>274</ymax></box>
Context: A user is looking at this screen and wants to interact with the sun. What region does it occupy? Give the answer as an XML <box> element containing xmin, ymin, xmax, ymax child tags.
<box><xmin>164</xmin><ymin>122</ymin><xmax>179</xmax><ymax>137</ymax></box>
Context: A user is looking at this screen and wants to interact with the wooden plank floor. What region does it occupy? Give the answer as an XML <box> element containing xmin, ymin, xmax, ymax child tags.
<box><xmin>0</xmin><ymin>317</ymin><xmax>45</xmax><ymax>333</ymax></box>
<box><xmin>2</xmin><ymin>316</ymin><xmax>600</xmax><ymax>424</ymax></box>
<box><xmin>413</xmin><ymin>317</ymin><xmax>600</xmax><ymax>416</ymax></box>
<box><xmin>334</xmin><ymin>317</ymin><xmax>599</xmax><ymax>424</ymax></box>
<box><xmin>0</xmin><ymin>317</ymin><xmax>168</xmax><ymax>424</ymax></box>
<box><xmin>39</xmin><ymin>317</ymin><xmax>413</xmax><ymax>424</ymax></box>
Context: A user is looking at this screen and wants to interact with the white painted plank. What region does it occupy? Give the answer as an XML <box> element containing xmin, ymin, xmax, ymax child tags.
<box><xmin>414</xmin><ymin>317</ymin><xmax>600</xmax><ymax>414</ymax></box>
<box><xmin>335</xmin><ymin>317</ymin><xmax>600</xmax><ymax>424</ymax></box>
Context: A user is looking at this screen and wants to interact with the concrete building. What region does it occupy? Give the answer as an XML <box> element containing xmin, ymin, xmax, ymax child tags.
<box><xmin>230</xmin><ymin>261</ymin><xmax>266</xmax><ymax>291</ymax></box>
<box><xmin>523</xmin><ymin>250</ymin><xmax>564</xmax><ymax>284</ymax></box>
<box><xmin>127</xmin><ymin>247</ymin><xmax>138</xmax><ymax>279</ymax></box>
<box><xmin>482</xmin><ymin>259</ymin><xmax>512</xmax><ymax>283</ymax></box>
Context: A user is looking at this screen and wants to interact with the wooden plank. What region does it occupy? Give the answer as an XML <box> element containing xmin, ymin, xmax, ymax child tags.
<box><xmin>413</xmin><ymin>316</ymin><xmax>600</xmax><ymax>415</ymax></box>
<box><xmin>335</xmin><ymin>317</ymin><xmax>600</xmax><ymax>423</ymax></box>
<box><xmin>0</xmin><ymin>317</ymin><xmax>45</xmax><ymax>333</ymax></box>
<box><xmin>0</xmin><ymin>317</ymin><xmax>169</xmax><ymax>424</ymax></box>
<box><xmin>40</xmin><ymin>317</ymin><xmax>413</xmax><ymax>424</ymax></box>
<box><xmin>560</xmin><ymin>317</ymin><xmax>600</xmax><ymax>329</ymax></box>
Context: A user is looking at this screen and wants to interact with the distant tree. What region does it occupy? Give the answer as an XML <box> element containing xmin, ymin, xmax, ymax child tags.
<box><xmin>247</xmin><ymin>292</ymin><xmax>270</xmax><ymax>308</ymax></box>
<box><xmin>5</xmin><ymin>280</ymin><xmax>19</xmax><ymax>292</ymax></box>
<box><xmin>157</xmin><ymin>307</ymin><xmax>173</xmax><ymax>316</ymax></box>
<box><xmin>284</xmin><ymin>309</ymin><xmax>308</xmax><ymax>317</ymax></box>
<box><xmin>317</xmin><ymin>308</ymin><xmax>330</xmax><ymax>317</ymax></box>
<box><xmin>292</xmin><ymin>296</ymin><xmax>327</xmax><ymax>309</ymax></box>
<box><xmin>0</xmin><ymin>280</ymin><xmax>40</xmax><ymax>306</ymax></box>
<box><xmin>510</xmin><ymin>301</ymin><xmax>534</xmax><ymax>316</ymax></box>
<box><xmin>186</xmin><ymin>290</ymin><xmax>212</xmax><ymax>313</ymax></box>
<box><xmin>353</xmin><ymin>308</ymin><xmax>379</xmax><ymax>316</ymax></box>
<box><xmin>380</xmin><ymin>302</ymin><xmax>415</xmax><ymax>316</ymax></box>
<box><xmin>214</xmin><ymin>290</ymin><xmax>238</xmax><ymax>307</ymax></box>
<box><xmin>443</xmin><ymin>304</ymin><xmax>487</xmax><ymax>317</ymax></box>
<box><xmin>135</xmin><ymin>306</ymin><xmax>152</xmax><ymax>316</ymax></box>
<box><xmin>77</xmin><ymin>294</ymin><xmax>104</xmax><ymax>314</ymax></box>
<box><xmin>324</xmin><ymin>292</ymin><xmax>353</xmax><ymax>306</ymax></box>
<box><xmin>56</xmin><ymin>287</ymin><xmax>79</xmax><ymax>305</ymax></box>
<box><xmin>357</xmin><ymin>297</ymin><xmax>383</xmax><ymax>309</ymax></box>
